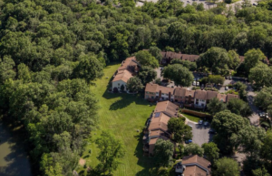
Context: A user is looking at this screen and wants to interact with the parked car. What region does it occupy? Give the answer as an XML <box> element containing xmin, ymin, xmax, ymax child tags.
<box><xmin>225</xmin><ymin>86</ymin><xmax>229</xmax><ymax>90</ymax></box>
<box><xmin>198</xmin><ymin>120</ymin><xmax>203</xmax><ymax>125</ymax></box>
<box><xmin>209</xmin><ymin>129</ymin><xmax>216</xmax><ymax>134</ymax></box>
<box><xmin>185</xmin><ymin>139</ymin><xmax>193</xmax><ymax>144</ymax></box>
<box><xmin>196</xmin><ymin>82</ymin><xmax>200</xmax><ymax>86</ymax></box>
<box><xmin>193</xmin><ymin>81</ymin><xmax>196</xmax><ymax>86</ymax></box>
<box><xmin>204</xmin><ymin>121</ymin><xmax>209</xmax><ymax>126</ymax></box>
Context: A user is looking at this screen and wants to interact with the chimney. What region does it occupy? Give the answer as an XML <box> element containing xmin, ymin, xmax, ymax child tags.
<box><xmin>159</xmin><ymin>90</ymin><xmax>161</xmax><ymax>100</ymax></box>
<box><xmin>169</xmin><ymin>92</ymin><xmax>171</xmax><ymax>100</ymax></box>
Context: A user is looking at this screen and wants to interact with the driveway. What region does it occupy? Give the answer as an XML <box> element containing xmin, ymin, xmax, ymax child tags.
<box><xmin>246</xmin><ymin>84</ymin><xmax>260</xmax><ymax>126</ymax></box>
<box><xmin>187</xmin><ymin>121</ymin><xmax>213</xmax><ymax>146</ymax></box>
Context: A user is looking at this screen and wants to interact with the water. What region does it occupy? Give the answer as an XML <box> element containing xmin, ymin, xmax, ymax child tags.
<box><xmin>0</xmin><ymin>121</ymin><xmax>32</xmax><ymax>176</ymax></box>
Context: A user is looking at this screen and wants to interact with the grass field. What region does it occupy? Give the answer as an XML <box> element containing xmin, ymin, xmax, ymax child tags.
<box><xmin>78</xmin><ymin>64</ymin><xmax>156</xmax><ymax>176</ymax></box>
<box><xmin>182</xmin><ymin>113</ymin><xmax>201</xmax><ymax>122</ymax></box>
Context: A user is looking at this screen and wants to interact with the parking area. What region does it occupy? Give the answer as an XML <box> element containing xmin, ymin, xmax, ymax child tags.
<box><xmin>187</xmin><ymin>121</ymin><xmax>214</xmax><ymax>146</ymax></box>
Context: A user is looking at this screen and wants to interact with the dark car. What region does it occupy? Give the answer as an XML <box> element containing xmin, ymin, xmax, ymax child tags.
<box><xmin>209</xmin><ymin>129</ymin><xmax>216</xmax><ymax>134</ymax></box>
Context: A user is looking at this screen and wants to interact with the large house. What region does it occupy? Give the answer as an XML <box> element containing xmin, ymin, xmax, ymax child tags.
<box><xmin>112</xmin><ymin>57</ymin><xmax>139</xmax><ymax>92</ymax></box>
<box><xmin>144</xmin><ymin>83</ymin><xmax>239</xmax><ymax>108</ymax></box>
<box><xmin>143</xmin><ymin>101</ymin><xmax>179</xmax><ymax>154</ymax></box>
<box><xmin>175</xmin><ymin>155</ymin><xmax>212</xmax><ymax>176</ymax></box>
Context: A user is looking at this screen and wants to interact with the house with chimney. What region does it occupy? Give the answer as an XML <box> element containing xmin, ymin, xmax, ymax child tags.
<box><xmin>112</xmin><ymin>56</ymin><xmax>140</xmax><ymax>92</ymax></box>
<box><xmin>175</xmin><ymin>155</ymin><xmax>212</xmax><ymax>176</ymax></box>
<box><xmin>143</xmin><ymin>101</ymin><xmax>179</xmax><ymax>155</ymax></box>
<box><xmin>144</xmin><ymin>83</ymin><xmax>239</xmax><ymax>108</ymax></box>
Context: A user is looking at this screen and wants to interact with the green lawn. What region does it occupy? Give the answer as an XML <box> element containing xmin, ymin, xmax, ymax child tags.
<box><xmin>78</xmin><ymin>64</ymin><xmax>156</xmax><ymax>176</ymax></box>
<box><xmin>182</xmin><ymin>113</ymin><xmax>201</xmax><ymax>122</ymax></box>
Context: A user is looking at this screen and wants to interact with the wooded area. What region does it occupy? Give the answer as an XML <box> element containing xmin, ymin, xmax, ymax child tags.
<box><xmin>0</xmin><ymin>0</ymin><xmax>272</xmax><ymax>175</ymax></box>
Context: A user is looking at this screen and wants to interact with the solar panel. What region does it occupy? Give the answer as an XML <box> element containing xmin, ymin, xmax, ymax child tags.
<box><xmin>154</xmin><ymin>112</ymin><xmax>161</xmax><ymax>118</ymax></box>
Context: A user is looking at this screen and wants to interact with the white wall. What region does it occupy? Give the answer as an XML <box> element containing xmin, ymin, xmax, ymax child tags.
<box><xmin>112</xmin><ymin>80</ymin><xmax>127</xmax><ymax>91</ymax></box>
<box><xmin>194</xmin><ymin>98</ymin><xmax>206</xmax><ymax>107</ymax></box>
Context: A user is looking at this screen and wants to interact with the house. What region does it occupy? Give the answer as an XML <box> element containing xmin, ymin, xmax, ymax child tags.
<box><xmin>175</xmin><ymin>155</ymin><xmax>211</xmax><ymax>176</ymax></box>
<box><xmin>143</xmin><ymin>101</ymin><xmax>179</xmax><ymax>154</ymax></box>
<box><xmin>112</xmin><ymin>57</ymin><xmax>139</xmax><ymax>91</ymax></box>
<box><xmin>194</xmin><ymin>90</ymin><xmax>208</xmax><ymax>108</ymax></box>
<box><xmin>145</xmin><ymin>84</ymin><xmax>239</xmax><ymax>108</ymax></box>
<box><xmin>154</xmin><ymin>101</ymin><xmax>179</xmax><ymax>117</ymax></box>
<box><xmin>145</xmin><ymin>83</ymin><xmax>174</xmax><ymax>101</ymax></box>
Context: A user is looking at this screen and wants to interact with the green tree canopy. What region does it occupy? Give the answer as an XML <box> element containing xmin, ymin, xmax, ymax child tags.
<box><xmin>244</xmin><ymin>49</ymin><xmax>266</xmax><ymax>72</ymax></box>
<box><xmin>138</xmin><ymin>66</ymin><xmax>157</xmax><ymax>85</ymax></box>
<box><xmin>153</xmin><ymin>139</ymin><xmax>174</xmax><ymax>167</ymax></box>
<box><xmin>170</xmin><ymin>59</ymin><xmax>197</xmax><ymax>71</ymax></box>
<box><xmin>149</xmin><ymin>46</ymin><xmax>162</xmax><ymax>62</ymax></box>
<box><xmin>136</xmin><ymin>50</ymin><xmax>159</xmax><ymax>68</ymax></box>
<box><xmin>197</xmin><ymin>47</ymin><xmax>231</xmax><ymax>75</ymax></box>
<box><xmin>249</xmin><ymin>63</ymin><xmax>272</xmax><ymax>88</ymax></box>
<box><xmin>163</xmin><ymin>64</ymin><xmax>194</xmax><ymax>86</ymax></box>
<box><xmin>167</xmin><ymin>117</ymin><xmax>192</xmax><ymax>143</ymax></box>
<box><xmin>214</xmin><ymin>157</ymin><xmax>240</xmax><ymax>176</ymax></box>
<box><xmin>95</xmin><ymin>131</ymin><xmax>125</xmax><ymax>174</ymax></box>
<box><xmin>201</xmin><ymin>142</ymin><xmax>219</xmax><ymax>163</ymax></box>
<box><xmin>207</xmin><ymin>98</ymin><xmax>227</xmax><ymax>116</ymax></box>
<box><xmin>184</xmin><ymin>143</ymin><xmax>204</xmax><ymax>156</ymax></box>
<box><xmin>126</xmin><ymin>77</ymin><xmax>144</xmax><ymax>92</ymax></box>
<box><xmin>254</xmin><ymin>87</ymin><xmax>272</xmax><ymax>110</ymax></box>
<box><xmin>211</xmin><ymin>110</ymin><xmax>249</xmax><ymax>154</ymax></box>
<box><xmin>227</xmin><ymin>98</ymin><xmax>252</xmax><ymax>117</ymax></box>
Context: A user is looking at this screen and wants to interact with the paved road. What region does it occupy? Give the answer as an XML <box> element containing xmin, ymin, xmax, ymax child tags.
<box><xmin>187</xmin><ymin>121</ymin><xmax>213</xmax><ymax>146</ymax></box>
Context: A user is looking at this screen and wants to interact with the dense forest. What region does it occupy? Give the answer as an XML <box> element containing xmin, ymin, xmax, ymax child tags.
<box><xmin>1</xmin><ymin>0</ymin><xmax>272</xmax><ymax>175</ymax></box>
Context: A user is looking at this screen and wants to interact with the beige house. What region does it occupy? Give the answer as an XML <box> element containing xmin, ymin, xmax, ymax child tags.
<box><xmin>145</xmin><ymin>83</ymin><xmax>239</xmax><ymax>108</ymax></box>
<box><xmin>143</xmin><ymin>101</ymin><xmax>179</xmax><ymax>155</ymax></box>
<box><xmin>112</xmin><ymin>56</ymin><xmax>139</xmax><ymax>92</ymax></box>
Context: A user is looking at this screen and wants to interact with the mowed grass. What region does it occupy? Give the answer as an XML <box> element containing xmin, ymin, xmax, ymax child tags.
<box><xmin>79</xmin><ymin>64</ymin><xmax>156</xmax><ymax>176</ymax></box>
<box><xmin>182</xmin><ymin>113</ymin><xmax>201</xmax><ymax>122</ymax></box>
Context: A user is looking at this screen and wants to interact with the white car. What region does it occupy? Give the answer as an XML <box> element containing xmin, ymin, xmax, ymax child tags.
<box><xmin>193</xmin><ymin>81</ymin><xmax>196</xmax><ymax>86</ymax></box>
<box><xmin>196</xmin><ymin>82</ymin><xmax>200</xmax><ymax>86</ymax></box>
<box><xmin>225</xmin><ymin>86</ymin><xmax>229</xmax><ymax>90</ymax></box>
<box><xmin>198</xmin><ymin>120</ymin><xmax>203</xmax><ymax>125</ymax></box>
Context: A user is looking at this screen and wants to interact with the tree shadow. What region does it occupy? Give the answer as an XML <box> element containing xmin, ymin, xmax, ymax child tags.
<box><xmin>0</xmin><ymin>121</ymin><xmax>33</xmax><ymax>176</ymax></box>
<box><xmin>133</xmin><ymin>132</ymin><xmax>159</xmax><ymax>176</ymax></box>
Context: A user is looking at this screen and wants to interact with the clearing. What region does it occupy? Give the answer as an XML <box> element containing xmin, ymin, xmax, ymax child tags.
<box><xmin>78</xmin><ymin>64</ymin><xmax>156</xmax><ymax>176</ymax></box>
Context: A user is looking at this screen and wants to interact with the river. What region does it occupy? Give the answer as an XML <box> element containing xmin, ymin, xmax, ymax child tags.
<box><xmin>0</xmin><ymin>121</ymin><xmax>32</xmax><ymax>176</ymax></box>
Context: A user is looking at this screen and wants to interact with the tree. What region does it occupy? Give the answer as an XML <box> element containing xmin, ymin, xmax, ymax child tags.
<box><xmin>163</xmin><ymin>64</ymin><xmax>194</xmax><ymax>86</ymax></box>
<box><xmin>184</xmin><ymin>143</ymin><xmax>204</xmax><ymax>156</ymax></box>
<box><xmin>232</xmin><ymin>125</ymin><xmax>265</xmax><ymax>157</ymax></box>
<box><xmin>17</xmin><ymin>63</ymin><xmax>31</xmax><ymax>83</ymax></box>
<box><xmin>260</xmin><ymin>131</ymin><xmax>272</xmax><ymax>166</ymax></box>
<box><xmin>95</xmin><ymin>131</ymin><xmax>125</xmax><ymax>174</ymax></box>
<box><xmin>197</xmin><ymin>47</ymin><xmax>230</xmax><ymax>75</ymax></box>
<box><xmin>233</xmin><ymin>82</ymin><xmax>247</xmax><ymax>100</ymax></box>
<box><xmin>0</xmin><ymin>55</ymin><xmax>16</xmax><ymax>84</ymax></box>
<box><xmin>135</xmin><ymin>50</ymin><xmax>159</xmax><ymax>68</ymax></box>
<box><xmin>214</xmin><ymin>157</ymin><xmax>240</xmax><ymax>176</ymax></box>
<box><xmin>201</xmin><ymin>142</ymin><xmax>219</xmax><ymax>163</ymax></box>
<box><xmin>138</xmin><ymin>66</ymin><xmax>157</xmax><ymax>85</ymax></box>
<box><xmin>244</xmin><ymin>49</ymin><xmax>266</xmax><ymax>72</ymax></box>
<box><xmin>153</xmin><ymin>139</ymin><xmax>174</xmax><ymax>167</ymax></box>
<box><xmin>252</xmin><ymin>167</ymin><xmax>270</xmax><ymax>176</ymax></box>
<box><xmin>249</xmin><ymin>63</ymin><xmax>272</xmax><ymax>88</ymax></box>
<box><xmin>200</xmin><ymin>75</ymin><xmax>225</xmax><ymax>85</ymax></box>
<box><xmin>149</xmin><ymin>46</ymin><xmax>162</xmax><ymax>62</ymax></box>
<box><xmin>228</xmin><ymin>50</ymin><xmax>240</xmax><ymax>69</ymax></box>
<box><xmin>227</xmin><ymin>98</ymin><xmax>252</xmax><ymax>117</ymax></box>
<box><xmin>126</xmin><ymin>77</ymin><xmax>144</xmax><ymax>92</ymax></box>
<box><xmin>254</xmin><ymin>87</ymin><xmax>272</xmax><ymax>110</ymax></box>
<box><xmin>211</xmin><ymin>110</ymin><xmax>249</xmax><ymax>154</ymax></box>
<box><xmin>167</xmin><ymin>117</ymin><xmax>192</xmax><ymax>143</ymax></box>
<box><xmin>170</xmin><ymin>59</ymin><xmax>197</xmax><ymax>71</ymax></box>
<box><xmin>207</xmin><ymin>98</ymin><xmax>227</xmax><ymax>116</ymax></box>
